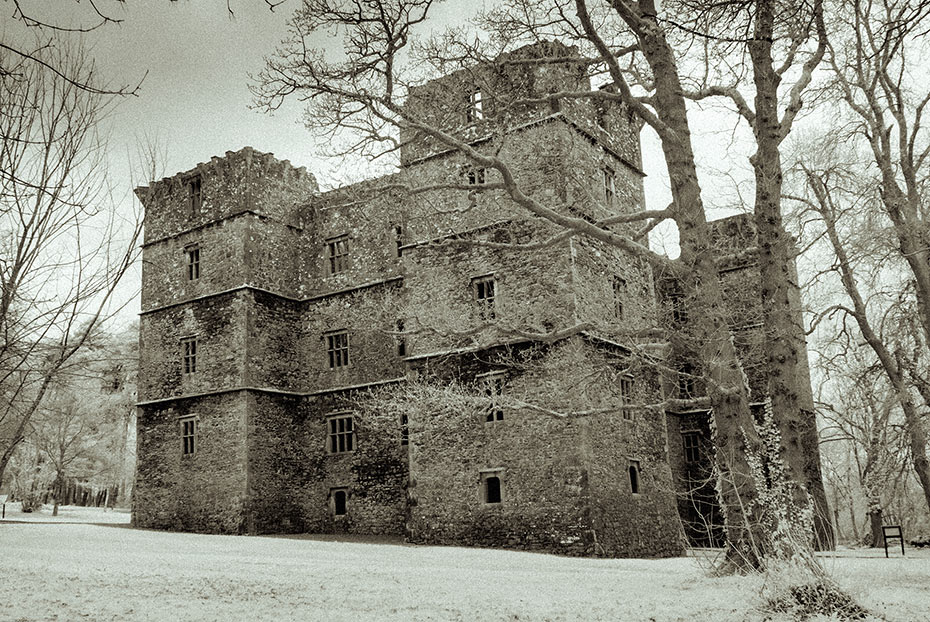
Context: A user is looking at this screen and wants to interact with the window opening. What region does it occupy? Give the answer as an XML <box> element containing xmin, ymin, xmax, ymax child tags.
<box><xmin>332</xmin><ymin>488</ymin><xmax>347</xmax><ymax>516</ymax></box>
<box><xmin>481</xmin><ymin>372</ymin><xmax>505</xmax><ymax>422</ymax></box>
<box><xmin>186</xmin><ymin>244</ymin><xmax>200</xmax><ymax>280</ymax></box>
<box><xmin>482</xmin><ymin>472</ymin><xmax>502</xmax><ymax>504</ymax></box>
<box><xmin>326</xmin><ymin>331</ymin><xmax>349</xmax><ymax>368</ymax></box>
<box><xmin>327</xmin><ymin>235</ymin><xmax>350</xmax><ymax>274</ymax></box>
<box><xmin>188</xmin><ymin>175</ymin><xmax>202</xmax><ymax>214</ymax></box>
<box><xmin>181</xmin><ymin>337</ymin><xmax>197</xmax><ymax>374</ymax></box>
<box><xmin>327</xmin><ymin>414</ymin><xmax>355</xmax><ymax>454</ymax></box>
<box><xmin>620</xmin><ymin>376</ymin><xmax>634</xmax><ymax>421</ymax></box>
<box><xmin>683</xmin><ymin>431</ymin><xmax>701</xmax><ymax>463</ymax></box>
<box><xmin>677</xmin><ymin>368</ymin><xmax>696</xmax><ymax>398</ymax></box>
<box><xmin>180</xmin><ymin>417</ymin><xmax>197</xmax><ymax>456</ymax></box>
<box><xmin>467</xmin><ymin>167</ymin><xmax>486</xmax><ymax>186</ymax></box>
<box><xmin>472</xmin><ymin>274</ymin><xmax>496</xmax><ymax>320</ymax></box>
<box><xmin>629</xmin><ymin>459</ymin><xmax>641</xmax><ymax>494</ymax></box>
<box><xmin>466</xmin><ymin>86</ymin><xmax>483</xmax><ymax>122</ymax></box>
<box><xmin>400</xmin><ymin>413</ymin><xmax>409</xmax><ymax>446</ymax></box>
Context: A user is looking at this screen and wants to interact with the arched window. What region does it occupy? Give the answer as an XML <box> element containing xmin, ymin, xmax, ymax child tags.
<box><xmin>333</xmin><ymin>489</ymin><xmax>347</xmax><ymax>516</ymax></box>
<box><xmin>628</xmin><ymin>460</ymin><xmax>641</xmax><ymax>494</ymax></box>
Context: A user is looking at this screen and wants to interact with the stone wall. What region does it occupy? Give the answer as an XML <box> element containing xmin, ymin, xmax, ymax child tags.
<box><xmin>402</xmin><ymin>226</ymin><xmax>576</xmax><ymax>356</ymax></box>
<box><xmin>302</xmin><ymin>280</ymin><xmax>406</xmax><ymax>391</ymax></box>
<box><xmin>296</xmin><ymin>391</ymin><xmax>408</xmax><ymax>536</ymax></box>
<box><xmin>137</xmin><ymin>147</ymin><xmax>316</xmax><ymax>245</ymax></box>
<box><xmin>134</xmin><ymin>392</ymin><xmax>248</xmax><ymax>533</ymax></box>
<box><xmin>404</xmin><ymin>337</ymin><xmax>680</xmax><ymax>557</ymax></box>
<box><xmin>138</xmin><ymin>290</ymin><xmax>247</xmax><ymax>401</ymax></box>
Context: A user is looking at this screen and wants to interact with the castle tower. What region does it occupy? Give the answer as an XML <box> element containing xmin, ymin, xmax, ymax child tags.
<box><xmin>133</xmin><ymin>148</ymin><xmax>316</xmax><ymax>532</ymax></box>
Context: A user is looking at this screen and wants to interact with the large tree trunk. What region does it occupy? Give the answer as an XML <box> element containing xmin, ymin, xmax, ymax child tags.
<box><xmin>632</xmin><ymin>7</ymin><xmax>770</xmax><ymax>570</ymax></box>
<box><xmin>748</xmin><ymin>0</ymin><xmax>833</xmax><ymax>551</ymax></box>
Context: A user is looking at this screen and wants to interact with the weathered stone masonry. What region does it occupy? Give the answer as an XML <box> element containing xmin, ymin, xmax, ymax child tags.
<box><xmin>134</xmin><ymin>42</ymin><xmax>809</xmax><ymax>557</ymax></box>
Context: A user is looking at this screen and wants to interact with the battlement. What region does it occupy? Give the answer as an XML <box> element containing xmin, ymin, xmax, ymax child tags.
<box><xmin>136</xmin><ymin>147</ymin><xmax>318</xmax><ymax>245</ymax></box>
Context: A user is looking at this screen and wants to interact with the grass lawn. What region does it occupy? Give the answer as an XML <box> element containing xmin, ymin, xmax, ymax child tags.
<box><xmin>1</xmin><ymin>504</ymin><xmax>928</xmax><ymax>621</ymax></box>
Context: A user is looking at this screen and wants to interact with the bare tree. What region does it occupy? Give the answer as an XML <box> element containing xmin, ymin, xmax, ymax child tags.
<box><xmin>817</xmin><ymin>349</ymin><xmax>916</xmax><ymax>545</ymax></box>
<box><xmin>0</xmin><ymin>43</ymin><xmax>143</xmax><ymax>488</ymax></box>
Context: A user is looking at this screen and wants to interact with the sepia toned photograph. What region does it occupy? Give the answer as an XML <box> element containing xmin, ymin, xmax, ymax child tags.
<box><xmin>2</xmin><ymin>1</ymin><xmax>929</xmax><ymax>620</ymax></box>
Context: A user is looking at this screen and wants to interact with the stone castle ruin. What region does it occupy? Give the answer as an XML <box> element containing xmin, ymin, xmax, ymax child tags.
<box><xmin>134</xmin><ymin>42</ymin><xmax>813</xmax><ymax>556</ymax></box>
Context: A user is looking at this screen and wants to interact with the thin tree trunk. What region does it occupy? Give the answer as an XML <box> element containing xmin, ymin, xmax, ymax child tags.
<box><xmin>849</xmin><ymin>497</ymin><xmax>860</xmax><ymax>543</ymax></box>
<box><xmin>868</xmin><ymin>506</ymin><xmax>883</xmax><ymax>548</ymax></box>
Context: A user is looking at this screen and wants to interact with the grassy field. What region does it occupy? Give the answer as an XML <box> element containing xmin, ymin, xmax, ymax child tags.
<box><xmin>1</xmin><ymin>504</ymin><xmax>928</xmax><ymax>621</ymax></box>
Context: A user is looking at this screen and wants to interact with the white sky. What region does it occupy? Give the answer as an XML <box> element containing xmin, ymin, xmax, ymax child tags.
<box><xmin>15</xmin><ymin>0</ymin><xmax>757</xmax><ymax>326</ymax></box>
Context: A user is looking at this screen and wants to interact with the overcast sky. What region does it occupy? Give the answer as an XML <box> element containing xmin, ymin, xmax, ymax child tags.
<box><xmin>18</xmin><ymin>0</ymin><xmax>760</xmax><ymax>325</ymax></box>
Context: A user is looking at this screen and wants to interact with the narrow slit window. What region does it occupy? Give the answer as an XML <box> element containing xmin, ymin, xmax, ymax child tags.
<box><xmin>466</xmin><ymin>86</ymin><xmax>483</xmax><ymax>122</ymax></box>
<box><xmin>395</xmin><ymin>319</ymin><xmax>406</xmax><ymax>357</ymax></box>
<box><xmin>327</xmin><ymin>414</ymin><xmax>355</xmax><ymax>454</ymax></box>
<box><xmin>629</xmin><ymin>459</ymin><xmax>641</xmax><ymax>494</ymax></box>
<box><xmin>612</xmin><ymin>276</ymin><xmax>625</xmax><ymax>319</ymax></box>
<box><xmin>602</xmin><ymin>166</ymin><xmax>615</xmax><ymax>207</ymax></box>
<box><xmin>620</xmin><ymin>376</ymin><xmax>634</xmax><ymax>421</ymax></box>
<box><xmin>188</xmin><ymin>175</ymin><xmax>202</xmax><ymax>214</ymax></box>
<box><xmin>181</xmin><ymin>337</ymin><xmax>197</xmax><ymax>374</ymax></box>
<box><xmin>683</xmin><ymin>431</ymin><xmax>700</xmax><ymax>463</ymax></box>
<box><xmin>400</xmin><ymin>413</ymin><xmax>409</xmax><ymax>446</ymax></box>
<box><xmin>326</xmin><ymin>331</ymin><xmax>349</xmax><ymax>368</ymax></box>
<box><xmin>394</xmin><ymin>224</ymin><xmax>404</xmax><ymax>258</ymax></box>
<box><xmin>186</xmin><ymin>245</ymin><xmax>200</xmax><ymax>281</ymax></box>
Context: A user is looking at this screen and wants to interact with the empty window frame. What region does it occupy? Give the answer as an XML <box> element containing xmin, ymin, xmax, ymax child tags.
<box><xmin>185</xmin><ymin>244</ymin><xmax>200</xmax><ymax>280</ymax></box>
<box><xmin>393</xmin><ymin>224</ymin><xmax>404</xmax><ymax>258</ymax></box>
<box><xmin>683</xmin><ymin>431</ymin><xmax>701</xmax><ymax>463</ymax></box>
<box><xmin>481</xmin><ymin>470</ymin><xmax>503</xmax><ymax>504</ymax></box>
<box><xmin>400</xmin><ymin>413</ymin><xmax>409</xmax><ymax>446</ymax></box>
<box><xmin>472</xmin><ymin>274</ymin><xmax>496</xmax><ymax>320</ymax></box>
<box><xmin>180</xmin><ymin>336</ymin><xmax>198</xmax><ymax>374</ymax></box>
<box><xmin>466</xmin><ymin>167</ymin><xmax>486</xmax><ymax>186</ymax></box>
<box><xmin>602</xmin><ymin>166</ymin><xmax>616</xmax><ymax>207</ymax></box>
<box><xmin>326</xmin><ymin>235</ymin><xmax>350</xmax><ymax>274</ymax></box>
<box><xmin>327</xmin><ymin>414</ymin><xmax>355</xmax><ymax>454</ymax></box>
<box><xmin>180</xmin><ymin>416</ymin><xmax>197</xmax><ymax>456</ymax></box>
<box><xmin>326</xmin><ymin>331</ymin><xmax>350</xmax><ymax>369</ymax></box>
<box><xmin>480</xmin><ymin>371</ymin><xmax>506</xmax><ymax>422</ymax></box>
<box><xmin>466</xmin><ymin>86</ymin><xmax>484</xmax><ymax>122</ymax></box>
<box><xmin>670</xmin><ymin>295</ymin><xmax>689</xmax><ymax>325</ymax></box>
<box><xmin>188</xmin><ymin>175</ymin><xmax>202</xmax><ymax>214</ymax></box>
<box><xmin>612</xmin><ymin>276</ymin><xmax>626</xmax><ymax>319</ymax></box>
<box><xmin>395</xmin><ymin>319</ymin><xmax>406</xmax><ymax>357</ymax></box>
<box><xmin>331</xmin><ymin>487</ymin><xmax>348</xmax><ymax>516</ymax></box>
<box><xmin>677</xmin><ymin>369</ymin><xmax>696</xmax><ymax>398</ymax></box>
<box><xmin>620</xmin><ymin>375</ymin><xmax>634</xmax><ymax>421</ymax></box>
<box><xmin>628</xmin><ymin>459</ymin><xmax>641</xmax><ymax>494</ymax></box>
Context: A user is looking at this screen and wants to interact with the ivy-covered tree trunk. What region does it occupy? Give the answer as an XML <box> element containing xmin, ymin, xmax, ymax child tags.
<box><xmin>631</xmin><ymin>5</ymin><xmax>770</xmax><ymax>569</ymax></box>
<box><xmin>748</xmin><ymin>0</ymin><xmax>833</xmax><ymax>550</ymax></box>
